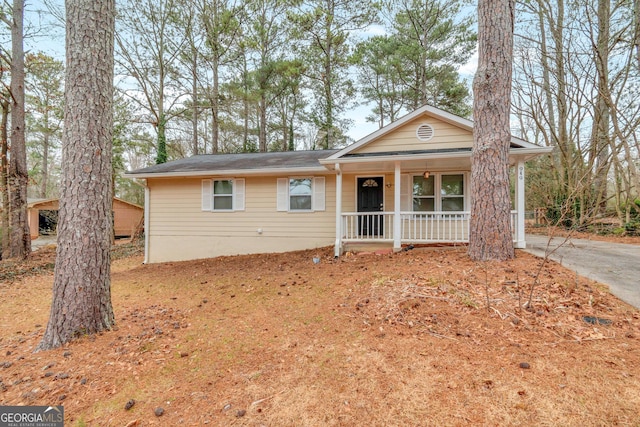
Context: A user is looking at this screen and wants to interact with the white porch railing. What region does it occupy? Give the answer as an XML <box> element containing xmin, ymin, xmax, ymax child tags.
<box><xmin>401</xmin><ymin>212</ymin><xmax>470</xmax><ymax>242</ymax></box>
<box><xmin>341</xmin><ymin>211</ymin><xmax>519</xmax><ymax>243</ymax></box>
<box><xmin>342</xmin><ymin>212</ymin><xmax>395</xmax><ymax>241</ymax></box>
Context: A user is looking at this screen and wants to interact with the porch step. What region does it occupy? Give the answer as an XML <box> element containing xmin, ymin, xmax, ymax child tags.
<box><xmin>343</xmin><ymin>241</ymin><xmax>468</xmax><ymax>255</ymax></box>
<box><xmin>342</xmin><ymin>241</ymin><xmax>394</xmax><ymax>254</ymax></box>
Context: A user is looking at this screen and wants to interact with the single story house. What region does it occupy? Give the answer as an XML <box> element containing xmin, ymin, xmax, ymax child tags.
<box><xmin>27</xmin><ymin>197</ymin><xmax>144</xmax><ymax>239</ymax></box>
<box><xmin>126</xmin><ymin>105</ymin><xmax>552</xmax><ymax>263</ymax></box>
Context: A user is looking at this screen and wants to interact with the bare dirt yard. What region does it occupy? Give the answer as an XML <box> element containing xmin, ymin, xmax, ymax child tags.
<box><xmin>1</xmin><ymin>235</ymin><xmax>639</xmax><ymax>426</ymax></box>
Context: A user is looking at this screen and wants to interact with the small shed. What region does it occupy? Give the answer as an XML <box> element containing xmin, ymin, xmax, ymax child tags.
<box><xmin>27</xmin><ymin>197</ymin><xmax>144</xmax><ymax>239</ymax></box>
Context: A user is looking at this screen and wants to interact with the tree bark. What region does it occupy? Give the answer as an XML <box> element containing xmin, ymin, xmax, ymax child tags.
<box><xmin>192</xmin><ymin>49</ymin><xmax>199</xmax><ymax>155</ymax></box>
<box><xmin>9</xmin><ymin>0</ymin><xmax>30</xmax><ymax>259</ymax></box>
<box><xmin>37</xmin><ymin>0</ymin><xmax>115</xmax><ymax>351</ymax></box>
<box><xmin>0</xmin><ymin>94</ymin><xmax>10</xmax><ymax>258</ymax></box>
<box><xmin>211</xmin><ymin>62</ymin><xmax>220</xmax><ymax>154</ymax></box>
<box><xmin>591</xmin><ymin>0</ymin><xmax>611</xmax><ymax>216</ymax></box>
<box><xmin>469</xmin><ymin>0</ymin><xmax>515</xmax><ymax>261</ymax></box>
<box><xmin>156</xmin><ymin>113</ymin><xmax>167</xmax><ymax>164</ymax></box>
<box><xmin>40</xmin><ymin>113</ymin><xmax>50</xmax><ymax>198</ymax></box>
<box><xmin>635</xmin><ymin>0</ymin><xmax>640</xmax><ymax>69</ymax></box>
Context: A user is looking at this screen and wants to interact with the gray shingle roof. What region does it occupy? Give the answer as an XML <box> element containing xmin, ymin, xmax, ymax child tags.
<box><xmin>127</xmin><ymin>150</ymin><xmax>339</xmax><ymax>176</ymax></box>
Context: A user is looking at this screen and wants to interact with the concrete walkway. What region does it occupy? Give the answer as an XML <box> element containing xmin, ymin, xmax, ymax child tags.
<box><xmin>523</xmin><ymin>234</ymin><xmax>640</xmax><ymax>310</ymax></box>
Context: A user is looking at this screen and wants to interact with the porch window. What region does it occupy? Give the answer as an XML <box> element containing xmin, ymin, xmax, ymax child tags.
<box><xmin>413</xmin><ymin>175</ymin><xmax>435</xmax><ymax>211</ymax></box>
<box><xmin>290</xmin><ymin>178</ymin><xmax>312</xmax><ymax>210</ymax></box>
<box><xmin>441</xmin><ymin>174</ymin><xmax>464</xmax><ymax>211</ymax></box>
<box><xmin>410</xmin><ymin>173</ymin><xmax>465</xmax><ymax>212</ymax></box>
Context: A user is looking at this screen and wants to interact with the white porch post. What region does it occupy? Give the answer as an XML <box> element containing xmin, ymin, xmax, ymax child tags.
<box><xmin>334</xmin><ymin>164</ymin><xmax>343</xmax><ymax>257</ymax></box>
<box><xmin>393</xmin><ymin>161</ymin><xmax>402</xmax><ymax>252</ymax></box>
<box><xmin>144</xmin><ymin>181</ymin><xmax>150</xmax><ymax>264</ymax></box>
<box><xmin>515</xmin><ymin>159</ymin><xmax>526</xmax><ymax>249</ymax></box>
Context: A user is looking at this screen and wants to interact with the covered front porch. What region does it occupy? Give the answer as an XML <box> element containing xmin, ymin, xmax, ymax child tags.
<box><xmin>325</xmin><ymin>158</ymin><xmax>528</xmax><ymax>257</ymax></box>
<box><xmin>317</xmin><ymin>105</ymin><xmax>552</xmax><ymax>257</ymax></box>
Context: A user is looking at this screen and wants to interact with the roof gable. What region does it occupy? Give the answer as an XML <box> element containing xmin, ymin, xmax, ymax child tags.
<box><xmin>349</xmin><ymin>113</ymin><xmax>473</xmax><ymax>155</ymax></box>
<box><xmin>327</xmin><ymin>104</ymin><xmax>541</xmax><ymax>160</ymax></box>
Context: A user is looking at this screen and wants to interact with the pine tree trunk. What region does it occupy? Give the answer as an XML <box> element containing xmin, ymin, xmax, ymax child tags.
<box><xmin>9</xmin><ymin>0</ymin><xmax>30</xmax><ymax>259</ymax></box>
<box><xmin>0</xmin><ymin>95</ymin><xmax>9</xmax><ymax>258</ymax></box>
<box><xmin>211</xmin><ymin>62</ymin><xmax>220</xmax><ymax>154</ymax></box>
<box><xmin>468</xmin><ymin>0</ymin><xmax>515</xmax><ymax>261</ymax></box>
<box><xmin>192</xmin><ymin>49</ymin><xmax>199</xmax><ymax>156</ymax></box>
<box><xmin>156</xmin><ymin>114</ymin><xmax>167</xmax><ymax>164</ymax></box>
<box><xmin>37</xmin><ymin>0</ymin><xmax>115</xmax><ymax>351</ymax></box>
<box><xmin>592</xmin><ymin>0</ymin><xmax>611</xmax><ymax>216</ymax></box>
<box><xmin>259</xmin><ymin>95</ymin><xmax>267</xmax><ymax>152</ymax></box>
<box><xmin>635</xmin><ymin>0</ymin><xmax>640</xmax><ymax>68</ymax></box>
<box><xmin>40</xmin><ymin>123</ymin><xmax>49</xmax><ymax>198</ymax></box>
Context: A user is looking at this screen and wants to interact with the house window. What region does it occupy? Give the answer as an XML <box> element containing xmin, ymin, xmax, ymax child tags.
<box><xmin>277</xmin><ymin>177</ymin><xmax>325</xmax><ymax>212</ymax></box>
<box><xmin>441</xmin><ymin>174</ymin><xmax>464</xmax><ymax>211</ymax></box>
<box><xmin>201</xmin><ymin>178</ymin><xmax>245</xmax><ymax>212</ymax></box>
<box><xmin>289</xmin><ymin>178</ymin><xmax>312</xmax><ymax>210</ymax></box>
<box><xmin>411</xmin><ymin>173</ymin><xmax>465</xmax><ymax>212</ymax></box>
<box><xmin>413</xmin><ymin>175</ymin><xmax>435</xmax><ymax>211</ymax></box>
<box><xmin>213</xmin><ymin>180</ymin><xmax>233</xmax><ymax>210</ymax></box>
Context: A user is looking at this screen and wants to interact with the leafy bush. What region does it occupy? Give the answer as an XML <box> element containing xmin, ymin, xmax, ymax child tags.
<box><xmin>612</xmin><ymin>227</ymin><xmax>626</xmax><ymax>236</ymax></box>
<box><xmin>545</xmin><ymin>197</ymin><xmax>580</xmax><ymax>228</ymax></box>
<box><xmin>623</xmin><ymin>219</ymin><xmax>640</xmax><ymax>236</ymax></box>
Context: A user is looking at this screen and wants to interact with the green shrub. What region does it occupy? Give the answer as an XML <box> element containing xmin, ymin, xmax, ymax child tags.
<box><xmin>623</xmin><ymin>219</ymin><xmax>640</xmax><ymax>236</ymax></box>
<box><xmin>545</xmin><ymin>199</ymin><xmax>579</xmax><ymax>228</ymax></box>
<box><xmin>612</xmin><ymin>227</ymin><xmax>626</xmax><ymax>236</ymax></box>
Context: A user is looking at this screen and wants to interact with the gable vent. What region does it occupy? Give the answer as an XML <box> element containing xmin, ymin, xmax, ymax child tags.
<box><xmin>416</xmin><ymin>123</ymin><xmax>435</xmax><ymax>141</ymax></box>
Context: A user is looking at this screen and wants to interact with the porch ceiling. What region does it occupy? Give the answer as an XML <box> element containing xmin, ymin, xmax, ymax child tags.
<box><xmin>336</xmin><ymin>154</ymin><xmax>472</xmax><ymax>174</ymax></box>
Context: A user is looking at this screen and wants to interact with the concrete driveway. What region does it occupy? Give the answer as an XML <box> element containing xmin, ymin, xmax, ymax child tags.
<box><xmin>31</xmin><ymin>235</ymin><xmax>57</xmax><ymax>251</ymax></box>
<box><xmin>523</xmin><ymin>234</ymin><xmax>640</xmax><ymax>310</ymax></box>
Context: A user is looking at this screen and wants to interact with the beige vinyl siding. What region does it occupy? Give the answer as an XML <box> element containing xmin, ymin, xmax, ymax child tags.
<box><xmin>352</xmin><ymin>116</ymin><xmax>473</xmax><ymax>154</ymax></box>
<box><xmin>341</xmin><ymin>174</ymin><xmax>357</xmax><ymax>212</ymax></box>
<box><xmin>147</xmin><ymin>176</ymin><xmax>336</xmax><ymax>262</ymax></box>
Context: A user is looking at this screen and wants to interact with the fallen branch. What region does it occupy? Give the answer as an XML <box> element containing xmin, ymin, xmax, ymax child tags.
<box><xmin>425</xmin><ymin>330</ymin><xmax>459</xmax><ymax>341</ymax></box>
<box><xmin>401</xmin><ymin>293</ymin><xmax>450</xmax><ymax>301</ymax></box>
<box><xmin>251</xmin><ymin>390</ymin><xmax>286</xmax><ymax>407</ymax></box>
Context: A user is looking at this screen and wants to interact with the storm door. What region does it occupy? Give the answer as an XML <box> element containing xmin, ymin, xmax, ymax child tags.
<box><xmin>357</xmin><ymin>177</ymin><xmax>384</xmax><ymax>237</ymax></box>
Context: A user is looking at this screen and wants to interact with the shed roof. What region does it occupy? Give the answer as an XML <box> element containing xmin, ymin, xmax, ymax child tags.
<box><xmin>28</xmin><ymin>197</ymin><xmax>143</xmax><ymax>210</ymax></box>
<box><xmin>126</xmin><ymin>150</ymin><xmax>339</xmax><ymax>178</ymax></box>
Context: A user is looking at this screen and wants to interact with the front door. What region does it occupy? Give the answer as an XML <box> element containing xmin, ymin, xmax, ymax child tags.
<box><xmin>357</xmin><ymin>177</ymin><xmax>384</xmax><ymax>236</ymax></box>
